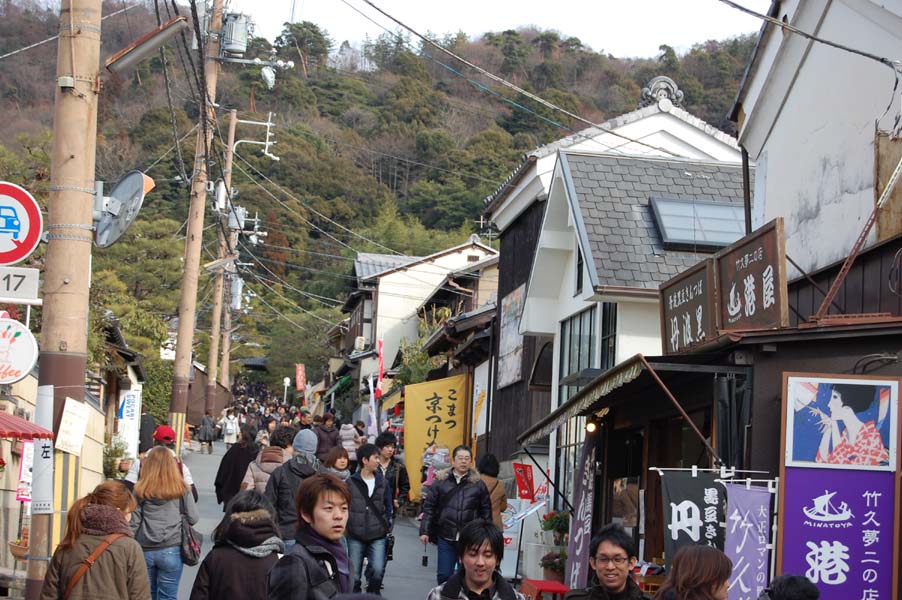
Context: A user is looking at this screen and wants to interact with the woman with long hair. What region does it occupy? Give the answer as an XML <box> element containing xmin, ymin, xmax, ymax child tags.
<box><xmin>132</xmin><ymin>446</ymin><xmax>199</xmax><ymax>600</ymax></box>
<box><xmin>41</xmin><ymin>481</ymin><xmax>150</xmax><ymax>600</ymax></box>
<box><xmin>322</xmin><ymin>446</ymin><xmax>351</xmax><ymax>480</ymax></box>
<box><xmin>654</xmin><ymin>545</ymin><xmax>731</xmax><ymax>600</ymax></box>
<box><xmin>215</xmin><ymin>424</ymin><xmax>259</xmax><ymax>512</ymax></box>
<box><xmin>189</xmin><ymin>491</ymin><xmax>284</xmax><ymax>600</ymax></box>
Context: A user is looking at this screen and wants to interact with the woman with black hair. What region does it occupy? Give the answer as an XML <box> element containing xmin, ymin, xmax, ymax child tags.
<box><xmin>190</xmin><ymin>490</ymin><xmax>284</xmax><ymax>600</ymax></box>
<box><xmin>215</xmin><ymin>425</ymin><xmax>260</xmax><ymax>512</ymax></box>
<box><xmin>816</xmin><ymin>383</ymin><xmax>888</xmax><ymax>466</ymax></box>
<box><xmin>477</xmin><ymin>454</ymin><xmax>507</xmax><ymax>530</ymax></box>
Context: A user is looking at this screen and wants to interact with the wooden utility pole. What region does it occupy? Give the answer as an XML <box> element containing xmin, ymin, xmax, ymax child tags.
<box><xmin>27</xmin><ymin>0</ymin><xmax>102</xmax><ymax>597</ymax></box>
<box><xmin>170</xmin><ymin>0</ymin><xmax>225</xmax><ymax>452</ymax></box>
<box><xmin>205</xmin><ymin>109</ymin><xmax>237</xmax><ymax>412</ymax></box>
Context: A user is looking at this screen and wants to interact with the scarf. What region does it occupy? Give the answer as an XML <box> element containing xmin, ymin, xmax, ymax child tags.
<box><xmin>80</xmin><ymin>504</ymin><xmax>134</xmax><ymax>537</ymax></box>
<box><xmin>228</xmin><ymin>535</ymin><xmax>285</xmax><ymax>558</ymax></box>
<box><xmin>296</xmin><ymin>525</ymin><xmax>351</xmax><ymax>593</ymax></box>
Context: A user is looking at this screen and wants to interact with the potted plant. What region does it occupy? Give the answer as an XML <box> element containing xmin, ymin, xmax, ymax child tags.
<box><xmin>540</xmin><ymin>548</ymin><xmax>567</xmax><ymax>583</ymax></box>
<box><xmin>102</xmin><ymin>436</ymin><xmax>132</xmax><ymax>480</ymax></box>
<box><xmin>541</xmin><ymin>510</ymin><xmax>570</xmax><ymax>545</ymax></box>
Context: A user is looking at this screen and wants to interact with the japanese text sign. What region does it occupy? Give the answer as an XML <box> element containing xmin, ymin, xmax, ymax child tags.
<box><xmin>512</xmin><ymin>462</ymin><xmax>535</xmax><ymax>500</ymax></box>
<box><xmin>660</xmin><ymin>258</ymin><xmax>716</xmax><ymax>354</ymax></box>
<box><xmin>660</xmin><ymin>471</ymin><xmax>727</xmax><ymax>569</ymax></box>
<box><xmin>566</xmin><ymin>433</ymin><xmax>598</xmax><ymax>589</ymax></box>
<box><xmin>404</xmin><ymin>374</ymin><xmax>467</xmax><ymax>501</ymax></box>
<box><xmin>16</xmin><ymin>439</ymin><xmax>34</xmax><ymax>502</ymax></box>
<box><xmin>724</xmin><ymin>483</ymin><xmax>772</xmax><ymax>600</ymax></box>
<box><xmin>715</xmin><ymin>218</ymin><xmax>787</xmax><ymax>332</ymax></box>
<box><xmin>781</xmin><ymin>467</ymin><xmax>894</xmax><ymax>600</ymax></box>
<box><xmin>295</xmin><ymin>363</ymin><xmax>306</xmax><ymax>392</ymax></box>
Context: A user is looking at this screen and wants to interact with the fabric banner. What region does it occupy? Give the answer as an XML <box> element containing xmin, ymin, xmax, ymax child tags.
<box><xmin>404</xmin><ymin>374</ymin><xmax>468</xmax><ymax>501</ymax></box>
<box><xmin>295</xmin><ymin>364</ymin><xmax>306</xmax><ymax>391</ymax></box>
<box><xmin>781</xmin><ymin>467</ymin><xmax>894</xmax><ymax>600</ymax></box>
<box><xmin>16</xmin><ymin>439</ymin><xmax>34</xmax><ymax>502</ymax></box>
<box><xmin>566</xmin><ymin>433</ymin><xmax>598</xmax><ymax>589</ymax></box>
<box><xmin>724</xmin><ymin>483</ymin><xmax>772</xmax><ymax>600</ymax></box>
<box><xmin>512</xmin><ymin>462</ymin><xmax>535</xmax><ymax>501</ymax></box>
<box><xmin>660</xmin><ymin>471</ymin><xmax>727</xmax><ymax>569</ymax></box>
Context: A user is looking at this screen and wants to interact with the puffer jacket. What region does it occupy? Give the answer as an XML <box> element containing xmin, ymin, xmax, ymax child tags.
<box><xmin>426</xmin><ymin>569</ymin><xmax>524</xmax><ymax>600</ymax></box>
<box><xmin>339</xmin><ymin>424</ymin><xmax>360</xmax><ymax>461</ymax></box>
<box><xmin>267</xmin><ymin>529</ymin><xmax>346</xmax><ymax>600</ymax></box>
<box><xmin>314</xmin><ymin>424</ymin><xmax>341</xmax><ymax>461</ymax></box>
<box><xmin>419</xmin><ymin>468</ymin><xmax>491</xmax><ymax>542</ymax></box>
<box><xmin>41</xmin><ymin>504</ymin><xmax>150</xmax><ymax>600</ymax></box>
<box><xmin>264</xmin><ymin>453</ymin><xmax>319</xmax><ymax>540</ymax></box>
<box><xmin>564</xmin><ymin>578</ymin><xmax>649</xmax><ymax>600</ymax></box>
<box><xmin>346</xmin><ymin>471</ymin><xmax>393</xmax><ymax>542</ymax></box>
<box><xmin>241</xmin><ymin>446</ymin><xmax>290</xmax><ymax>493</ymax></box>
<box><xmin>131</xmin><ymin>490</ymin><xmax>199</xmax><ymax>550</ymax></box>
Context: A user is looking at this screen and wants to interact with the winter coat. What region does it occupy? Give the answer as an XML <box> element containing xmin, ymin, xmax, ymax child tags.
<box><xmin>131</xmin><ymin>490</ymin><xmax>199</xmax><ymax>550</ymax></box>
<box><xmin>314</xmin><ymin>424</ymin><xmax>341</xmax><ymax>461</ymax></box>
<box><xmin>215</xmin><ymin>441</ymin><xmax>259</xmax><ymax>511</ymax></box>
<box><xmin>426</xmin><ymin>569</ymin><xmax>524</xmax><ymax>600</ymax></box>
<box><xmin>480</xmin><ymin>474</ymin><xmax>508</xmax><ymax>529</ymax></box>
<box><xmin>222</xmin><ymin>416</ymin><xmax>240</xmax><ymax>444</ymax></box>
<box><xmin>346</xmin><ymin>471</ymin><xmax>393</xmax><ymax>542</ymax></box>
<box><xmin>564</xmin><ymin>579</ymin><xmax>649</xmax><ymax>600</ymax></box>
<box><xmin>268</xmin><ymin>528</ymin><xmax>348</xmax><ymax>600</ymax></box>
<box><xmin>189</xmin><ymin>508</ymin><xmax>284</xmax><ymax>600</ymax></box>
<box><xmin>419</xmin><ymin>468</ymin><xmax>491</xmax><ymax>542</ymax></box>
<box><xmin>197</xmin><ymin>416</ymin><xmax>216</xmax><ymax>442</ymax></box>
<box><xmin>41</xmin><ymin>504</ymin><xmax>151</xmax><ymax>600</ymax></box>
<box><xmin>138</xmin><ymin>413</ymin><xmax>156</xmax><ymax>454</ymax></box>
<box><xmin>265</xmin><ymin>453</ymin><xmax>320</xmax><ymax>540</ymax></box>
<box><xmin>378</xmin><ymin>457</ymin><xmax>411</xmax><ymax>505</ymax></box>
<box><xmin>339</xmin><ymin>424</ymin><xmax>361</xmax><ymax>461</ymax></box>
<box><xmin>242</xmin><ymin>446</ymin><xmax>291</xmax><ymax>494</ymax></box>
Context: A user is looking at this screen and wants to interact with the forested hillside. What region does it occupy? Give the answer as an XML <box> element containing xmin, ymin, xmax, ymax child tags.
<box><xmin>0</xmin><ymin>0</ymin><xmax>756</xmax><ymax>417</ymax></box>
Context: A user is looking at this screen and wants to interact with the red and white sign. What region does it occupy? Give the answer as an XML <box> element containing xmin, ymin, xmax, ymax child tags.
<box><xmin>0</xmin><ymin>182</ymin><xmax>43</xmax><ymax>266</ymax></box>
<box><xmin>0</xmin><ymin>318</ymin><xmax>37</xmax><ymax>383</ymax></box>
<box><xmin>512</xmin><ymin>462</ymin><xmax>535</xmax><ymax>501</ymax></box>
<box><xmin>295</xmin><ymin>363</ymin><xmax>306</xmax><ymax>391</ymax></box>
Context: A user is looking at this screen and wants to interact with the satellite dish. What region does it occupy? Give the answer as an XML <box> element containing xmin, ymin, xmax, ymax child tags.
<box><xmin>94</xmin><ymin>170</ymin><xmax>154</xmax><ymax>248</ymax></box>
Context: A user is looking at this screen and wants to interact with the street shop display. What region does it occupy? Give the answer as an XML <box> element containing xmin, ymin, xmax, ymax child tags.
<box><xmin>659</xmin><ymin>470</ymin><xmax>727</xmax><ymax>569</ymax></box>
<box><xmin>779</xmin><ymin>372</ymin><xmax>900</xmax><ymax>600</ymax></box>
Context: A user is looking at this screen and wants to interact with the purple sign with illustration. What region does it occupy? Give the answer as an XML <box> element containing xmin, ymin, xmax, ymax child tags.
<box><xmin>724</xmin><ymin>484</ymin><xmax>772</xmax><ymax>600</ymax></box>
<box><xmin>782</xmin><ymin>467</ymin><xmax>894</xmax><ymax>600</ymax></box>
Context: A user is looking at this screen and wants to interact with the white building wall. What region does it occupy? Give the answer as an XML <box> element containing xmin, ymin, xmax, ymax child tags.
<box><xmin>615</xmin><ymin>302</ymin><xmax>663</xmax><ymax>362</ymax></box>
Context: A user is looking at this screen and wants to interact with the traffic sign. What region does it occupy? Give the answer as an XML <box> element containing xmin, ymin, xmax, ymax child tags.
<box><xmin>0</xmin><ymin>182</ymin><xmax>43</xmax><ymax>265</ymax></box>
<box><xmin>0</xmin><ymin>266</ymin><xmax>40</xmax><ymax>300</ymax></box>
<box><xmin>0</xmin><ymin>318</ymin><xmax>38</xmax><ymax>383</ymax></box>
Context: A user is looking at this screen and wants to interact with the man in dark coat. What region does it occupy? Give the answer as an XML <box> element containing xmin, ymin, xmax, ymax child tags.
<box><xmin>314</xmin><ymin>412</ymin><xmax>341</xmax><ymax>462</ymax></box>
<box><xmin>138</xmin><ymin>407</ymin><xmax>156</xmax><ymax>455</ymax></box>
<box><xmin>265</xmin><ymin>428</ymin><xmax>320</xmax><ymax>545</ymax></box>
<box><xmin>375</xmin><ymin>432</ymin><xmax>411</xmax><ymax>511</ymax></box>
<box><xmin>346</xmin><ymin>443</ymin><xmax>393</xmax><ymax>594</ymax></box>
<box><xmin>564</xmin><ymin>524</ymin><xmax>649</xmax><ymax>600</ymax></box>
<box><xmin>419</xmin><ymin>445</ymin><xmax>492</xmax><ymax>584</ymax></box>
<box><xmin>214</xmin><ymin>425</ymin><xmax>259</xmax><ymax>512</ymax></box>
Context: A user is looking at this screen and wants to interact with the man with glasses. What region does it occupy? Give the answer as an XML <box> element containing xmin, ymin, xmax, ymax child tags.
<box><xmin>565</xmin><ymin>524</ymin><xmax>648</xmax><ymax>600</ymax></box>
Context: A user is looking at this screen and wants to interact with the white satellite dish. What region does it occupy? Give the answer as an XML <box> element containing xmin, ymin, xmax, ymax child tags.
<box><xmin>94</xmin><ymin>170</ymin><xmax>154</xmax><ymax>248</ymax></box>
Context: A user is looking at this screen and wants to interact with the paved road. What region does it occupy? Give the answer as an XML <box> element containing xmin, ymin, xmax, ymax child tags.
<box><xmin>177</xmin><ymin>443</ymin><xmax>438</xmax><ymax>600</ymax></box>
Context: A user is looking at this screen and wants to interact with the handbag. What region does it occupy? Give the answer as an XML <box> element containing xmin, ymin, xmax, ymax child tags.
<box><xmin>179</xmin><ymin>495</ymin><xmax>203</xmax><ymax>566</ymax></box>
<box><xmin>63</xmin><ymin>533</ymin><xmax>126</xmax><ymax>600</ymax></box>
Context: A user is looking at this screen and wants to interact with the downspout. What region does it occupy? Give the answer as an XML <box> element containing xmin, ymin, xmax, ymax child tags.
<box><xmin>742</xmin><ymin>146</ymin><xmax>753</xmax><ymax>234</ymax></box>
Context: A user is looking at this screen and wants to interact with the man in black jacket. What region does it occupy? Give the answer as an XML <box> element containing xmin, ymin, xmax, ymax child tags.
<box><xmin>265</xmin><ymin>428</ymin><xmax>320</xmax><ymax>546</ymax></box>
<box><xmin>563</xmin><ymin>524</ymin><xmax>649</xmax><ymax>600</ymax></box>
<box><xmin>419</xmin><ymin>444</ymin><xmax>492</xmax><ymax>584</ymax></box>
<box><xmin>375</xmin><ymin>432</ymin><xmax>410</xmax><ymax>510</ymax></box>
<box><xmin>346</xmin><ymin>443</ymin><xmax>393</xmax><ymax>594</ymax></box>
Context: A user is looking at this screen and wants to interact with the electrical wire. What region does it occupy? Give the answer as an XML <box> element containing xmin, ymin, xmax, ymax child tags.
<box><xmin>242</xmin><ymin>281</ymin><xmax>312</xmax><ymax>333</ymax></box>
<box><xmin>142</xmin><ymin>124</ymin><xmax>199</xmax><ymax>173</ymax></box>
<box><xmin>242</xmin><ymin>268</ymin><xmax>336</xmax><ymax>325</ymax></box>
<box><xmin>153</xmin><ymin>0</ymin><xmax>190</xmax><ymax>184</ymax></box>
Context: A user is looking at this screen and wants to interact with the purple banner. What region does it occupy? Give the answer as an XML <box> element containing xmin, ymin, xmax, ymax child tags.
<box><xmin>782</xmin><ymin>467</ymin><xmax>894</xmax><ymax>600</ymax></box>
<box><xmin>565</xmin><ymin>433</ymin><xmax>597</xmax><ymax>589</ymax></box>
<box><xmin>724</xmin><ymin>484</ymin><xmax>772</xmax><ymax>600</ymax></box>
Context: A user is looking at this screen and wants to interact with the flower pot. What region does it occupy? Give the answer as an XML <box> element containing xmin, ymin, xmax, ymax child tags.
<box><xmin>118</xmin><ymin>459</ymin><xmax>132</xmax><ymax>473</ymax></box>
<box><xmin>8</xmin><ymin>542</ymin><xmax>28</xmax><ymax>561</ymax></box>
<box><xmin>543</xmin><ymin>568</ymin><xmax>564</xmax><ymax>583</ymax></box>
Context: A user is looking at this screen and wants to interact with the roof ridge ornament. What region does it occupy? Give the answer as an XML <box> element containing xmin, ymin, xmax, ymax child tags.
<box><xmin>640</xmin><ymin>76</ymin><xmax>684</xmax><ymax>110</ymax></box>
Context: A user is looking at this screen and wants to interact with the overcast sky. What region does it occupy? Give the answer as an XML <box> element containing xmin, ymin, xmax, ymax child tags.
<box><xmin>226</xmin><ymin>0</ymin><xmax>771</xmax><ymax>58</ymax></box>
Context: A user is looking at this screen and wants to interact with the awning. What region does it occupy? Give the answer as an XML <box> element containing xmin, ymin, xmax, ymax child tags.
<box><xmin>325</xmin><ymin>375</ymin><xmax>352</xmax><ymax>397</ymax></box>
<box><xmin>0</xmin><ymin>412</ymin><xmax>54</xmax><ymax>439</ymax></box>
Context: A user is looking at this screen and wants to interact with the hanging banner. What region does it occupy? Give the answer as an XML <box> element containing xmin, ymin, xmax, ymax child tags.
<box><xmin>781</xmin><ymin>467</ymin><xmax>893</xmax><ymax>600</ymax></box>
<box><xmin>295</xmin><ymin>364</ymin><xmax>306</xmax><ymax>391</ymax></box>
<box><xmin>497</xmin><ymin>285</ymin><xmax>525</xmax><ymax>388</ymax></box>
<box><xmin>660</xmin><ymin>471</ymin><xmax>727</xmax><ymax>569</ymax></box>
<box><xmin>512</xmin><ymin>462</ymin><xmax>535</xmax><ymax>501</ymax></box>
<box><xmin>117</xmin><ymin>388</ymin><xmax>141</xmax><ymax>461</ymax></box>
<box><xmin>472</xmin><ymin>361</ymin><xmax>489</xmax><ymax>438</ymax></box>
<box><xmin>724</xmin><ymin>483</ymin><xmax>772</xmax><ymax>600</ymax></box>
<box><xmin>404</xmin><ymin>374</ymin><xmax>468</xmax><ymax>501</ymax></box>
<box><xmin>16</xmin><ymin>439</ymin><xmax>34</xmax><ymax>502</ymax></box>
<box><xmin>566</xmin><ymin>433</ymin><xmax>598</xmax><ymax>589</ymax></box>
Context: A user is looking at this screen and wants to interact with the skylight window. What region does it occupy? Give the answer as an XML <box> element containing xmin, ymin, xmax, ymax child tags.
<box><xmin>650</xmin><ymin>197</ymin><xmax>745</xmax><ymax>251</ymax></box>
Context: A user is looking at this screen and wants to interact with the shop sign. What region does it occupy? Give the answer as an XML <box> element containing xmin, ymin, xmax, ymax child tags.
<box><xmin>724</xmin><ymin>483</ymin><xmax>772</xmax><ymax>600</ymax></box>
<box><xmin>782</xmin><ymin>467</ymin><xmax>893</xmax><ymax>600</ymax></box>
<box><xmin>295</xmin><ymin>363</ymin><xmax>306</xmax><ymax>391</ymax></box>
<box><xmin>660</xmin><ymin>471</ymin><xmax>727</xmax><ymax>569</ymax></box>
<box><xmin>512</xmin><ymin>462</ymin><xmax>535</xmax><ymax>501</ymax></box>
<box><xmin>0</xmin><ymin>318</ymin><xmax>38</xmax><ymax>384</ymax></box>
<box><xmin>566</xmin><ymin>433</ymin><xmax>598</xmax><ymax>589</ymax></box>
<box><xmin>715</xmin><ymin>218</ymin><xmax>788</xmax><ymax>332</ymax></box>
<box><xmin>16</xmin><ymin>439</ymin><xmax>34</xmax><ymax>502</ymax></box>
<box><xmin>660</xmin><ymin>258</ymin><xmax>716</xmax><ymax>354</ymax></box>
<box><xmin>56</xmin><ymin>397</ymin><xmax>90</xmax><ymax>456</ymax></box>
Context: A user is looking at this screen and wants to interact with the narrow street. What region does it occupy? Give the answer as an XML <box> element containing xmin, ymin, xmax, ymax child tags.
<box><xmin>177</xmin><ymin>444</ymin><xmax>438</xmax><ymax>600</ymax></box>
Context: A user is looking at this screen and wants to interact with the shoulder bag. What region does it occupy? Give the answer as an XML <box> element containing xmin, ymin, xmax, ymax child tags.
<box><xmin>179</xmin><ymin>495</ymin><xmax>203</xmax><ymax>566</ymax></box>
<box><xmin>63</xmin><ymin>533</ymin><xmax>127</xmax><ymax>600</ymax></box>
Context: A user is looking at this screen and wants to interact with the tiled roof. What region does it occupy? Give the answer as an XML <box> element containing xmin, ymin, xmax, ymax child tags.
<box><xmin>561</xmin><ymin>151</ymin><xmax>748</xmax><ymax>290</ymax></box>
<box><xmin>353</xmin><ymin>253</ymin><xmax>421</xmax><ymax>283</ymax></box>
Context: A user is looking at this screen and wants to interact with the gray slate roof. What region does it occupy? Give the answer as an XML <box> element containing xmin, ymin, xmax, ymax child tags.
<box><xmin>354</xmin><ymin>253</ymin><xmax>421</xmax><ymax>283</ymax></box>
<box><xmin>561</xmin><ymin>151</ymin><xmax>748</xmax><ymax>290</ymax></box>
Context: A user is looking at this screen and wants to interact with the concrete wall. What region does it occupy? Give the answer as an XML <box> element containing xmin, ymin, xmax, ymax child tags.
<box><xmin>616</xmin><ymin>301</ymin><xmax>663</xmax><ymax>361</ymax></box>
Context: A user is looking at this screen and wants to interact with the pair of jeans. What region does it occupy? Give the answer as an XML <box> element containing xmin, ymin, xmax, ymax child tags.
<box><xmin>347</xmin><ymin>536</ymin><xmax>387</xmax><ymax>594</ymax></box>
<box><xmin>143</xmin><ymin>546</ymin><xmax>183</xmax><ymax>600</ymax></box>
<box><xmin>436</xmin><ymin>537</ymin><xmax>459</xmax><ymax>585</ymax></box>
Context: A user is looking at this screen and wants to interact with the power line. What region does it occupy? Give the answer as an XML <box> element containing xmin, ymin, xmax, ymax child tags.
<box><xmin>242</xmin><ymin>281</ymin><xmax>312</xmax><ymax>333</ymax></box>
<box><xmin>142</xmin><ymin>124</ymin><xmax>199</xmax><ymax>173</ymax></box>
<box><xmin>242</xmin><ymin>268</ymin><xmax>337</xmax><ymax>325</ymax></box>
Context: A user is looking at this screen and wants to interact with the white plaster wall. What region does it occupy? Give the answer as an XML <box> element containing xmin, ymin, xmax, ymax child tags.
<box><xmin>616</xmin><ymin>302</ymin><xmax>663</xmax><ymax>361</ymax></box>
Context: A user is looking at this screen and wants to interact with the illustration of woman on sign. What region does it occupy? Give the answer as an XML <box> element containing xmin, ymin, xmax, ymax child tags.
<box><xmin>812</xmin><ymin>384</ymin><xmax>889</xmax><ymax>466</ymax></box>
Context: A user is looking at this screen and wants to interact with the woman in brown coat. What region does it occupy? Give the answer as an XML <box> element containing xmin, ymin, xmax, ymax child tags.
<box><xmin>41</xmin><ymin>480</ymin><xmax>151</xmax><ymax>600</ymax></box>
<box><xmin>477</xmin><ymin>453</ymin><xmax>508</xmax><ymax>530</ymax></box>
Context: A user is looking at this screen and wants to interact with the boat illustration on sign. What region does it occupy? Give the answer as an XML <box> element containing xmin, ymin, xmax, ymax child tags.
<box><xmin>803</xmin><ymin>491</ymin><xmax>853</xmax><ymax>522</ymax></box>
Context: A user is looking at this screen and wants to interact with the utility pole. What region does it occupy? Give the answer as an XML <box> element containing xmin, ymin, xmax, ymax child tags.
<box><xmin>27</xmin><ymin>0</ymin><xmax>102</xmax><ymax>597</ymax></box>
<box><xmin>170</xmin><ymin>0</ymin><xmax>226</xmax><ymax>452</ymax></box>
<box><xmin>205</xmin><ymin>109</ymin><xmax>237</xmax><ymax>413</ymax></box>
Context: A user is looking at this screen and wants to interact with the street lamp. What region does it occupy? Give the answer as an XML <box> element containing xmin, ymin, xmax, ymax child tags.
<box><xmin>283</xmin><ymin>376</ymin><xmax>290</xmax><ymax>404</ymax></box>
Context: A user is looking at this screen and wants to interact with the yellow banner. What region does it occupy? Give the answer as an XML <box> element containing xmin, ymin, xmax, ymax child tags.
<box><xmin>404</xmin><ymin>374</ymin><xmax>468</xmax><ymax>501</ymax></box>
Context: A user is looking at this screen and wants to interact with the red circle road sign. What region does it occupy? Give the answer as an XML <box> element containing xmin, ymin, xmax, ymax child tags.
<box><xmin>0</xmin><ymin>182</ymin><xmax>43</xmax><ymax>266</ymax></box>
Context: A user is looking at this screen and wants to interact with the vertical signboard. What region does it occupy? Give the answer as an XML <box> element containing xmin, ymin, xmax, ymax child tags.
<box><xmin>497</xmin><ymin>284</ymin><xmax>525</xmax><ymax>388</ymax></box>
<box><xmin>715</xmin><ymin>219</ymin><xmax>788</xmax><ymax>332</ymax></box>
<box><xmin>661</xmin><ymin>471</ymin><xmax>728</xmax><ymax>569</ymax></box>
<box><xmin>566</xmin><ymin>433</ymin><xmax>598</xmax><ymax>589</ymax></box>
<box><xmin>295</xmin><ymin>363</ymin><xmax>306</xmax><ymax>392</ymax></box>
<box><xmin>780</xmin><ymin>373</ymin><xmax>899</xmax><ymax>600</ymax></box>
<box><xmin>16</xmin><ymin>439</ymin><xmax>34</xmax><ymax>502</ymax></box>
<box><xmin>660</xmin><ymin>258</ymin><xmax>717</xmax><ymax>354</ymax></box>
<box><xmin>117</xmin><ymin>388</ymin><xmax>141</xmax><ymax>460</ymax></box>
<box><xmin>724</xmin><ymin>483</ymin><xmax>773</xmax><ymax>600</ymax></box>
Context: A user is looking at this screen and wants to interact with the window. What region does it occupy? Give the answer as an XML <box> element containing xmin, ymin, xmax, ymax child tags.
<box><xmin>558</xmin><ymin>306</ymin><xmax>596</xmax><ymax>403</ymax></box>
<box><xmin>600</xmin><ymin>302</ymin><xmax>617</xmax><ymax>370</ymax></box>
<box><xmin>555</xmin><ymin>415</ymin><xmax>585</xmax><ymax>509</ymax></box>
<box><xmin>650</xmin><ymin>197</ymin><xmax>745</xmax><ymax>251</ymax></box>
<box><xmin>575</xmin><ymin>246</ymin><xmax>584</xmax><ymax>295</ymax></box>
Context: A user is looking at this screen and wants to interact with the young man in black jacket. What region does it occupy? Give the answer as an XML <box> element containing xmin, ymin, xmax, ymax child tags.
<box><xmin>265</xmin><ymin>428</ymin><xmax>320</xmax><ymax>546</ymax></box>
<box><xmin>346</xmin><ymin>443</ymin><xmax>393</xmax><ymax>594</ymax></box>
<box><xmin>564</xmin><ymin>524</ymin><xmax>648</xmax><ymax>600</ymax></box>
<box><xmin>375</xmin><ymin>432</ymin><xmax>410</xmax><ymax>511</ymax></box>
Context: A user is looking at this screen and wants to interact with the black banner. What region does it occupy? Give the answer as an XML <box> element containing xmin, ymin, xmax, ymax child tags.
<box><xmin>660</xmin><ymin>471</ymin><xmax>727</xmax><ymax>568</ymax></box>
